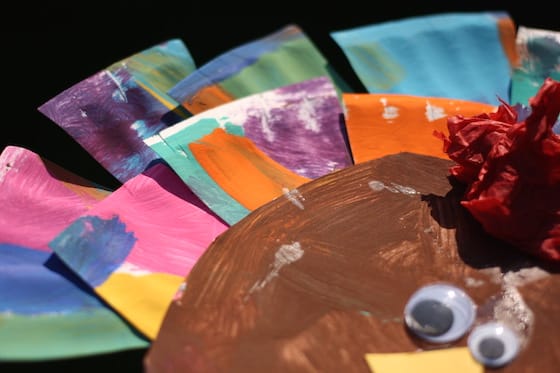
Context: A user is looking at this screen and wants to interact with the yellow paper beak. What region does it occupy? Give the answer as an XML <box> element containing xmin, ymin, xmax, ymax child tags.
<box><xmin>365</xmin><ymin>347</ymin><xmax>483</xmax><ymax>373</ymax></box>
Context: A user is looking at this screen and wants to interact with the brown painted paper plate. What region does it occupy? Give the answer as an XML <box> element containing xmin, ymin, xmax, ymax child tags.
<box><xmin>145</xmin><ymin>152</ymin><xmax>560</xmax><ymax>373</ymax></box>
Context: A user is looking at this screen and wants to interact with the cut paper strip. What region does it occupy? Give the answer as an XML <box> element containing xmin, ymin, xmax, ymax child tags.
<box><xmin>38</xmin><ymin>39</ymin><xmax>196</xmax><ymax>183</ymax></box>
<box><xmin>49</xmin><ymin>162</ymin><xmax>229</xmax><ymax>340</ymax></box>
<box><xmin>364</xmin><ymin>347</ymin><xmax>482</xmax><ymax>373</ymax></box>
<box><xmin>342</xmin><ymin>93</ymin><xmax>496</xmax><ymax>164</ymax></box>
<box><xmin>511</xmin><ymin>26</ymin><xmax>560</xmax><ymax>133</ymax></box>
<box><xmin>0</xmin><ymin>146</ymin><xmax>147</xmax><ymax>361</ymax></box>
<box><xmin>331</xmin><ymin>12</ymin><xmax>517</xmax><ymax>105</ymax></box>
<box><xmin>168</xmin><ymin>24</ymin><xmax>353</xmax><ymax>115</ymax></box>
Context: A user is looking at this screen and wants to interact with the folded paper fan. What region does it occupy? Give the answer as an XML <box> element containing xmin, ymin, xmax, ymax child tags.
<box><xmin>342</xmin><ymin>93</ymin><xmax>496</xmax><ymax>164</ymax></box>
<box><xmin>331</xmin><ymin>11</ymin><xmax>517</xmax><ymax>105</ymax></box>
<box><xmin>48</xmin><ymin>162</ymin><xmax>229</xmax><ymax>340</ymax></box>
<box><xmin>38</xmin><ymin>39</ymin><xmax>196</xmax><ymax>184</ymax></box>
<box><xmin>146</xmin><ymin>77</ymin><xmax>351</xmax><ymax>225</ymax></box>
<box><xmin>168</xmin><ymin>24</ymin><xmax>353</xmax><ymax>115</ymax></box>
<box><xmin>0</xmin><ymin>146</ymin><xmax>148</xmax><ymax>361</ymax></box>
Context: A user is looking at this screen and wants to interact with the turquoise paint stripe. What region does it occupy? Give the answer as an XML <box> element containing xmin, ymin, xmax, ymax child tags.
<box><xmin>331</xmin><ymin>12</ymin><xmax>512</xmax><ymax>105</ymax></box>
<box><xmin>147</xmin><ymin>118</ymin><xmax>250</xmax><ymax>225</ymax></box>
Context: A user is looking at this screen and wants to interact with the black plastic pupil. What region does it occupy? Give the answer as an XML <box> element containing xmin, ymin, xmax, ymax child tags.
<box><xmin>478</xmin><ymin>337</ymin><xmax>505</xmax><ymax>359</ymax></box>
<box><xmin>410</xmin><ymin>299</ymin><xmax>454</xmax><ymax>336</ymax></box>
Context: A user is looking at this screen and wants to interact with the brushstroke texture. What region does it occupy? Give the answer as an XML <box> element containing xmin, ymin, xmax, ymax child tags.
<box><xmin>168</xmin><ymin>24</ymin><xmax>352</xmax><ymax>115</ymax></box>
<box><xmin>146</xmin><ymin>119</ymin><xmax>250</xmax><ymax>225</ymax></box>
<box><xmin>1</xmin><ymin>244</ymin><xmax>102</xmax><ymax>313</ymax></box>
<box><xmin>331</xmin><ymin>12</ymin><xmax>515</xmax><ymax>105</ymax></box>
<box><xmin>49</xmin><ymin>215</ymin><xmax>137</xmax><ymax>287</ymax></box>
<box><xmin>49</xmin><ymin>162</ymin><xmax>229</xmax><ymax>339</ymax></box>
<box><xmin>38</xmin><ymin>39</ymin><xmax>196</xmax><ymax>183</ymax></box>
<box><xmin>147</xmin><ymin>78</ymin><xmax>352</xmax><ymax>224</ymax></box>
<box><xmin>190</xmin><ymin>128</ymin><xmax>310</xmax><ymax>210</ymax></box>
<box><xmin>147</xmin><ymin>152</ymin><xmax>559</xmax><ymax>373</ymax></box>
<box><xmin>0</xmin><ymin>146</ymin><xmax>110</xmax><ymax>251</ymax></box>
<box><xmin>342</xmin><ymin>94</ymin><xmax>496</xmax><ymax>164</ymax></box>
<box><xmin>162</xmin><ymin>77</ymin><xmax>351</xmax><ymax>179</ymax></box>
<box><xmin>0</xmin><ymin>146</ymin><xmax>147</xmax><ymax>360</ymax></box>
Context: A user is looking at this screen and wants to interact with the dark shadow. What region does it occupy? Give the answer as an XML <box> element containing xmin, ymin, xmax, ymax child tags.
<box><xmin>42</xmin><ymin>156</ymin><xmax>119</xmax><ymax>192</ymax></box>
<box><xmin>139</xmin><ymin>160</ymin><xmax>230</xmax><ymax>227</ymax></box>
<box><xmin>423</xmin><ymin>175</ymin><xmax>560</xmax><ymax>274</ymax></box>
<box><xmin>43</xmin><ymin>254</ymin><xmax>150</xmax><ymax>342</ymax></box>
<box><xmin>0</xmin><ymin>347</ymin><xmax>149</xmax><ymax>373</ymax></box>
<box><xmin>44</xmin><ymin>254</ymin><xmax>96</xmax><ymax>296</ymax></box>
<box><xmin>161</xmin><ymin>105</ymin><xmax>193</xmax><ymax>126</ymax></box>
<box><xmin>338</xmin><ymin>112</ymin><xmax>354</xmax><ymax>165</ymax></box>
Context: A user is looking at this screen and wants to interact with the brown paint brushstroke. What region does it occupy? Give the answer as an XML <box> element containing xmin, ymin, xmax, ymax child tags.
<box><xmin>146</xmin><ymin>153</ymin><xmax>560</xmax><ymax>373</ymax></box>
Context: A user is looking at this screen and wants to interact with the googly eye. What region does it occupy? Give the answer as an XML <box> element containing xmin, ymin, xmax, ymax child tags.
<box><xmin>467</xmin><ymin>322</ymin><xmax>520</xmax><ymax>367</ymax></box>
<box><xmin>404</xmin><ymin>283</ymin><xmax>476</xmax><ymax>343</ymax></box>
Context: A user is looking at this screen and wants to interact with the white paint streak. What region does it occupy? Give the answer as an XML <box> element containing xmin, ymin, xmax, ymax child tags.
<box><xmin>283</xmin><ymin>187</ymin><xmax>305</xmax><ymax>210</ymax></box>
<box><xmin>481</xmin><ymin>266</ymin><xmax>550</xmax><ymax>287</ymax></box>
<box><xmin>424</xmin><ymin>100</ymin><xmax>447</xmax><ymax>121</ymax></box>
<box><xmin>259</xmin><ymin>107</ymin><xmax>275</xmax><ymax>142</ymax></box>
<box><xmin>464</xmin><ymin>277</ymin><xmax>485</xmax><ymax>287</ymax></box>
<box><xmin>379</xmin><ymin>97</ymin><xmax>399</xmax><ymax>120</ymax></box>
<box><xmin>493</xmin><ymin>285</ymin><xmax>534</xmax><ymax>347</ymax></box>
<box><xmin>368</xmin><ymin>180</ymin><xmax>385</xmax><ymax>192</ymax></box>
<box><xmin>368</xmin><ymin>180</ymin><xmax>419</xmax><ymax>195</ymax></box>
<box><xmin>478</xmin><ymin>266</ymin><xmax>549</xmax><ymax>347</ymax></box>
<box><xmin>115</xmin><ymin>261</ymin><xmax>151</xmax><ymax>276</ymax></box>
<box><xmin>503</xmin><ymin>266</ymin><xmax>550</xmax><ymax>287</ymax></box>
<box><xmin>326</xmin><ymin>160</ymin><xmax>339</xmax><ymax>172</ymax></box>
<box><xmin>130</xmin><ymin>120</ymin><xmax>143</xmax><ymax>131</ymax></box>
<box><xmin>104</xmin><ymin>70</ymin><xmax>128</xmax><ymax>103</ymax></box>
<box><xmin>298</xmin><ymin>96</ymin><xmax>320</xmax><ymax>132</ymax></box>
<box><xmin>173</xmin><ymin>281</ymin><xmax>187</xmax><ymax>304</ymax></box>
<box><xmin>248</xmin><ymin>242</ymin><xmax>304</xmax><ymax>295</ymax></box>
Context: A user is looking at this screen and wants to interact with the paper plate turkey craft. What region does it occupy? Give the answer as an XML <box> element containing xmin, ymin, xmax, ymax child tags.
<box><xmin>144</xmin><ymin>75</ymin><xmax>560</xmax><ymax>373</ymax></box>
<box><xmin>38</xmin><ymin>38</ymin><xmax>196</xmax><ymax>184</ymax></box>
<box><xmin>330</xmin><ymin>11</ymin><xmax>517</xmax><ymax>106</ymax></box>
<box><xmin>6</xmin><ymin>9</ymin><xmax>557</xmax><ymax>371</ymax></box>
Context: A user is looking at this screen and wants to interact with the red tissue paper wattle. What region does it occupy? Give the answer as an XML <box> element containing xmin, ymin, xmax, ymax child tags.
<box><xmin>435</xmin><ymin>77</ymin><xmax>560</xmax><ymax>262</ymax></box>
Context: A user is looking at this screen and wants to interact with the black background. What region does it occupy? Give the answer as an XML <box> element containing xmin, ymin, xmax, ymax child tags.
<box><xmin>1</xmin><ymin>1</ymin><xmax>556</xmax><ymax>371</ymax></box>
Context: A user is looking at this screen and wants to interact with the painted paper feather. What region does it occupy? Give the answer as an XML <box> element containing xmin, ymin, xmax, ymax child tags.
<box><xmin>342</xmin><ymin>94</ymin><xmax>496</xmax><ymax>164</ymax></box>
<box><xmin>168</xmin><ymin>24</ymin><xmax>352</xmax><ymax>115</ymax></box>
<box><xmin>0</xmin><ymin>146</ymin><xmax>147</xmax><ymax>360</ymax></box>
<box><xmin>49</xmin><ymin>162</ymin><xmax>229</xmax><ymax>339</ymax></box>
<box><xmin>146</xmin><ymin>78</ymin><xmax>351</xmax><ymax>224</ymax></box>
<box><xmin>331</xmin><ymin>12</ymin><xmax>517</xmax><ymax>105</ymax></box>
<box><xmin>511</xmin><ymin>26</ymin><xmax>560</xmax><ymax>133</ymax></box>
<box><xmin>38</xmin><ymin>39</ymin><xmax>196</xmax><ymax>183</ymax></box>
